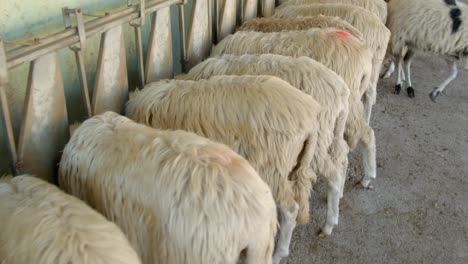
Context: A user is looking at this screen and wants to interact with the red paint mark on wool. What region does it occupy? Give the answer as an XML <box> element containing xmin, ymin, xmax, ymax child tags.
<box><xmin>334</xmin><ymin>30</ymin><xmax>351</xmax><ymax>38</ymax></box>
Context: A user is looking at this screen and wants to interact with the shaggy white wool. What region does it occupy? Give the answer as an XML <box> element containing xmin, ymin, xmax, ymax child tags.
<box><xmin>126</xmin><ymin>75</ymin><xmax>321</xmax><ymax>225</ymax></box>
<box><xmin>181</xmin><ymin>54</ymin><xmax>351</xmax><ymax>235</ymax></box>
<box><xmin>0</xmin><ymin>174</ymin><xmax>141</xmax><ymax>264</ymax></box>
<box><xmin>236</xmin><ymin>16</ymin><xmax>364</xmax><ymax>41</ymax></box>
<box><xmin>277</xmin><ymin>0</ymin><xmax>388</xmax><ymax>23</ymax></box>
<box><xmin>59</xmin><ymin>112</ymin><xmax>278</xmax><ymax>264</ymax></box>
<box><xmin>274</xmin><ymin>3</ymin><xmax>391</xmax><ymax>122</ymax></box>
<box><xmin>211</xmin><ymin>28</ymin><xmax>377</xmax><ymax>191</ymax></box>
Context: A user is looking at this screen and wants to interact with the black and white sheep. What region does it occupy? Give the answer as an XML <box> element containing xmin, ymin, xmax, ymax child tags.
<box><xmin>386</xmin><ymin>0</ymin><xmax>468</xmax><ymax>100</ymax></box>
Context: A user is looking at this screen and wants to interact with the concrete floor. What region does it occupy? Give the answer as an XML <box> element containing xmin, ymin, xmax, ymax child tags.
<box><xmin>285</xmin><ymin>55</ymin><xmax>468</xmax><ymax>263</ymax></box>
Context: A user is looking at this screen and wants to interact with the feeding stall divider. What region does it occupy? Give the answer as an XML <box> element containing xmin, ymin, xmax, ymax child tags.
<box><xmin>0</xmin><ymin>0</ymin><xmax>275</xmax><ymax>181</ymax></box>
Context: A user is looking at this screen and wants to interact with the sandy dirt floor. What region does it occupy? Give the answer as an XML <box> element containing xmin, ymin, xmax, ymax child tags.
<box><xmin>285</xmin><ymin>55</ymin><xmax>468</xmax><ymax>263</ymax></box>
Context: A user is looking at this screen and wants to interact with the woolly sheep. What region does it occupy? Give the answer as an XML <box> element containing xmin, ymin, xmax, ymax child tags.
<box><xmin>0</xmin><ymin>174</ymin><xmax>141</xmax><ymax>264</ymax></box>
<box><xmin>274</xmin><ymin>3</ymin><xmax>391</xmax><ymax>122</ymax></box>
<box><xmin>277</xmin><ymin>0</ymin><xmax>388</xmax><ymax>23</ymax></box>
<box><xmin>386</xmin><ymin>0</ymin><xmax>468</xmax><ymax>100</ymax></box>
<box><xmin>236</xmin><ymin>15</ymin><xmax>364</xmax><ymax>41</ymax></box>
<box><xmin>126</xmin><ymin>75</ymin><xmax>320</xmax><ymax>264</ymax></box>
<box><xmin>179</xmin><ymin>54</ymin><xmax>350</xmax><ymax>236</ymax></box>
<box><xmin>59</xmin><ymin>111</ymin><xmax>277</xmax><ymax>264</ymax></box>
<box><xmin>211</xmin><ymin>29</ymin><xmax>377</xmax><ymax>191</ymax></box>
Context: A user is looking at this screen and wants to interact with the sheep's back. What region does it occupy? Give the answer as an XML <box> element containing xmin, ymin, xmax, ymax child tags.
<box><xmin>211</xmin><ymin>29</ymin><xmax>372</xmax><ymax>98</ymax></box>
<box><xmin>277</xmin><ymin>0</ymin><xmax>387</xmax><ymax>23</ymax></box>
<box><xmin>0</xmin><ymin>175</ymin><xmax>141</xmax><ymax>264</ymax></box>
<box><xmin>59</xmin><ymin>111</ymin><xmax>277</xmax><ymax>264</ymax></box>
<box><xmin>236</xmin><ymin>16</ymin><xmax>364</xmax><ymax>41</ymax></box>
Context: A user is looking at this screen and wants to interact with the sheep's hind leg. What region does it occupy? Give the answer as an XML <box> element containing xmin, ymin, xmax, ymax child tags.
<box><xmin>380</xmin><ymin>60</ymin><xmax>395</xmax><ymax>79</ymax></box>
<box><xmin>319</xmin><ymin>179</ymin><xmax>341</xmax><ymax>237</ymax></box>
<box><xmin>394</xmin><ymin>56</ymin><xmax>404</xmax><ymax>94</ymax></box>
<box><xmin>430</xmin><ymin>61</ymin><xmax>458</xmax><ymax>101</ymax></box>
<box><xmin>404</xmin><ymin>50</ymin><xmax>416</xmax><ymax>97</ymax></box>
<box><xmin>359</xmin><ymin>124</ymin><xmax>377</xmax><ymax>189</ymax></box>
<box><xmin>272</xmin><ymin>203</ymin><xmax>299</xmax><ymax>264</ymax></box>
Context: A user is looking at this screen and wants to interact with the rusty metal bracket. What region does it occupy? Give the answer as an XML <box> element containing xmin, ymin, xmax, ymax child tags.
<box><xmin>2</xmin><ymin>39</ymin><xmax>40</xmax><ymax>47</ymax></box>
<box><xmin>62</xmin><ymin>7</ymin><xmax>92</xmax><ymax>117</ymax></box>
<box><xmin>62</xmin><ymin>7</ymin><xmax>87</xmax><ymax>51</ymax></box>
<box><xmin>127</xmin><ymin>0</ymin><xmax>146</xmax><ymax>87</ymax></box>
<box><xmin>128</xmin><ymin>0</ymin><xmax>146</xmax><ymax>27</ymax></box>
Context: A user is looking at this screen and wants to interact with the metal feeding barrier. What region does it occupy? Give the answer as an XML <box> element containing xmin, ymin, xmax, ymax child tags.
<box><xmin>0</xmin><ymin>0</ymin><xmax>274</xmax><ymax>182</ymax></box>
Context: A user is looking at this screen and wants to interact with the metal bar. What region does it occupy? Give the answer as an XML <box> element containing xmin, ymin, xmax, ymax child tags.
<box><xmin>92</xmin><ymin>26</ymin><xmax>128</xmax><ymax>115</ymax></box>
<box><xmin>178</xmin><ymin>3</ymin><xmax>187</xmax><ymax>72</ymax></box>
<box><xmin>7</xmin><ymin>0</ymin><xmax>159</xmax><ymax>57</ymax></box>
<box><xmin>129</xmin><ymin>0</ymin><xmax>146</xmax><ymax>26</ymax></box>
<box><xmin>62</xmin><ymin>7</ymin><xmax>92</xmax><ymax>117</ymax></box>
<box><xmin>145</xmin><ymin>7</ymin><xmax>173</xmax><ymax>83</ymax></box>
<box><xmin>73</xmin><ymin>50</ymin><xmax>92</xmax><ymax>117</ymax></box>
<box><xmin>0</xmin><ymin>40</ymin><xmax>18</xmax><ymax>175</ymax></box>
<box><xmin>133</xmin><ymin>26</ymin><xmax>146</xmax><ymax>87</ymax></box>
<box><xmin>2</xmin><ymin>39</ymin><xmax>38</xmax><ymax>46</ymax></box>
<box><xmin>6</xmin><ymin>0</ymin><xmax>183</xmax><ymax>69</ymax></box>
<box><xmin>17</xmin><ymin>52</ymin><xmax>69</xmax><ymax>183</ymax></box>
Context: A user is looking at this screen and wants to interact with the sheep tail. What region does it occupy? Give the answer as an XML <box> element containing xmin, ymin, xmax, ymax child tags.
<box><xmin>290</xmin><ymin>134</ymin><xmax>317</xmax><ymax>225</ymax></box>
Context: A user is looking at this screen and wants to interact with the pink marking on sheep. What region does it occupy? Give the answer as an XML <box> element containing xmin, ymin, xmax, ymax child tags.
<box><xmin>334</xmin><ymin>30</ymin><xmax>352</xmax><ymax>38</ymax></box>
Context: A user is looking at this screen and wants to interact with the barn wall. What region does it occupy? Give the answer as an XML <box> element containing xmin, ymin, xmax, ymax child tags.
<box><xmin>0</xmin><ymin>0</ymin><xmax>189</xmax><ymax>175</ymax></box>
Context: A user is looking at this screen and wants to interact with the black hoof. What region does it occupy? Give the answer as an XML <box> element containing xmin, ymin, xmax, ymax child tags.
<box><xmin>394</xmin><ymin>84</ymin><xmax>402</xmax><ymax>95</ymax></box>
<box><xmin>429</xmin><ymin>90</ymin><xmax>440</xmax><ymax>102</ymax></box>
<box><xmin>407</xmin><ymin>87</ymin><xmax>415</xmax><ymax>98</ymax></box>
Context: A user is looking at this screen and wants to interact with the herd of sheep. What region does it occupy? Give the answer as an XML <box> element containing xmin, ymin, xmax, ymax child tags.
<box><xmin>1</xmin><ymin>0</ymin><xmax>467</xmax><ymax>263</ymax></box>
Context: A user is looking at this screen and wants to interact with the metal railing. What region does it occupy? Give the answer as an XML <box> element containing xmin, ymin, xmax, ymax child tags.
<box><xmin>0</xmin><ymin>0</ymin><xmax>274</xmax><ymax>181</ymax></box>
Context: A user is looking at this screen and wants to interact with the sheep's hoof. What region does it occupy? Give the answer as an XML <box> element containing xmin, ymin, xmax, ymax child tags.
<box><xmin>407</xmin><ymin>87</ymin><xmax>415</xmax><ymax>98</ymax></box>
<box><xmin>355</xmin><ymin>181</ymin><xmax>374</xmax><ymax>190</ymax></box>
<box><xmin>317</xmin><ymin>230</ymin><xmax>327</xmax><ymax>238</ymax></box>
<box><xmin>430</xmin><ymin>90</ymin><xmax>441</xmax><ymax>102</ymax></box>
<box><xmin>394</xmin><ymin>84</ymin><xmax>402</xmax><ymax>95</ymax></box>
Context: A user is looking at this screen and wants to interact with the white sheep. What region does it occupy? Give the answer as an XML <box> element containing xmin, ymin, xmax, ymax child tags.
<box><xmin>236</xmin><ymin>15</ymin><xmax>364</xmax><ymax>41</ymax></box>
<box><xmin>178</xmin><ymin>54</ymin><xmax>350</xmax><ymax>237</ymax></box>
<box><xmin>125</xmin><ymin>75</ymin><xmax>321</xmax><ymax>264</ymax></box>
<box><xmin>274</xmin><ymin>3</ymin><xmax>391</xmax><ymax>123</ymax></box>
<box><xmin>59</xmin><ymin>111</ymin><xmax>278</xmax><ymax>264</ymax></box>
<box><xmin>0</xmin><ymin>174</ymin><xmax>141</xmax><ymax>264</ymax></box>
<box><xmin>211</xmin><ymin>29</ymin><xmax>377</xmax><ymax>192</ymax></box>
<box><xmin>277</xmin><ymin>0</ymin><xmax>388</xmax><ymax>23</ymax></box>
<box><xmin>386</xmin><ymin>0</ymin><xmax>468</xmax><ymax>100</ymax></box>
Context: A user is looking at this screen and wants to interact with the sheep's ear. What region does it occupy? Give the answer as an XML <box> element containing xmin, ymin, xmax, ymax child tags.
<box><xmin>129</xmin><ymin>88</ymin><xmax>140</xmax><ymax>100</ymax></box>
<box><xmin>69</xmin><ymin>122</ymin><xmax>82</xmax><ymax>137</ymax></box>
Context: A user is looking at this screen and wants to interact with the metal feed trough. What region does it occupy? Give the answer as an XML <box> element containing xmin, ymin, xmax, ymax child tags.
<box><xmin>0</xmin><ymin>0</ymin><xmax>276</xmax><ymax>182</ymax></box>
